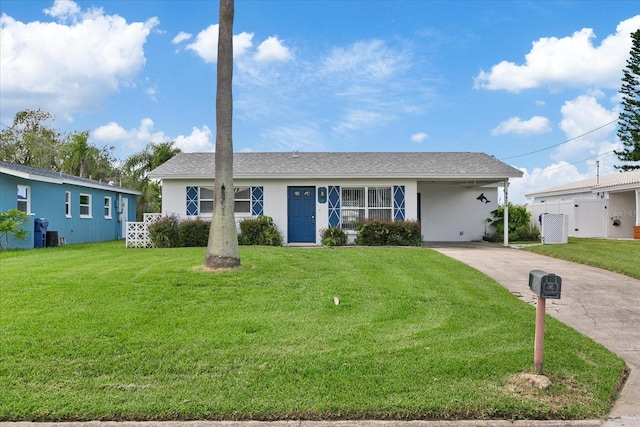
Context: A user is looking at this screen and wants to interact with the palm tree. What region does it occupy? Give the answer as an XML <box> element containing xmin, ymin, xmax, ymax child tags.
<box><xmin>122</xmin><ymin>141</ymin><xmax>181</xmax><ymax>220</ymax></box>
<box><xmin>204</xmin><ymin>0</ymin><xmax>240</xmax><ymax>269</ymax></box>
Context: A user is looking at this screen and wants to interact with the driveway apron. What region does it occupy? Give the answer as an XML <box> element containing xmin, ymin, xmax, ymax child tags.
<box><xmin>426</xmin><ymin>243</ymin><xmax>640</xmax><ymax>420</ymax></box>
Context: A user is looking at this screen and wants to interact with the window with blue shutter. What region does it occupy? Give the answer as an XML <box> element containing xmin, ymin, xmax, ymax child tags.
<box><xmin>328</xmin><ymin>186</ymin><xmax>341</xmax><ymax>227</ymax></box>
<box><xmin>393</xmin><ymin>185</ymin><xmax>405</xmax><ymax>221</ymax></box>
<box><xmin>186</xmin><ymin>186</ymin><xmax>199</xmax><ymax>216</ymax></box>
<box><xmin>251</xmin><ymin>186</ymin><xmax>264</xmax><ymax>215</ymax></box>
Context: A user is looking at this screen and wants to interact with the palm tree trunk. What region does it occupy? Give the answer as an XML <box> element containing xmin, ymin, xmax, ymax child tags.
<box><xmin>204</xmin><ymin>0</ymin><xmax>240</xmax><ymax>269</ymax></box>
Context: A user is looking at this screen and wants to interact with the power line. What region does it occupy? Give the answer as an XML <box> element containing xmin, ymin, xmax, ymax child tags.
<box><xmin>500</xmin><ymin>118</ymin><xmax>618</xmax><ymax>161</ymax></box>
<box><xmin>526</xmin><ymin>149</ymin><xmax>617</xmax><ymax>176</ymax></box>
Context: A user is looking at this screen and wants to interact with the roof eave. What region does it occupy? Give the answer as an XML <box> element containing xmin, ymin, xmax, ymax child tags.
<box><xmin>526</xmin><ymin>187</ymin><xmax>593</xmax><ymax>199</ymax></box>
<box><xmin>151</xmin><ymin>172</ymin><xmax>522</xmax><ymax>180</ymax></box>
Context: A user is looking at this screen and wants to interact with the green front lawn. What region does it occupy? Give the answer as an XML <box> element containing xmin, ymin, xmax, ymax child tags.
<box><xmin>0</xmin><ymin>242</ymin><xmax>626</xmax><ymax>421</ymax></box>
<box><xmin>524</xmin><ymin>237</ymin><xmax>640</xmax><ymax>280</ymax></box>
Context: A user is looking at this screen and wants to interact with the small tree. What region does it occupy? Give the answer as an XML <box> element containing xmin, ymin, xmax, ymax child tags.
<box><xmin>615</xmin><ymin>28</ymin><xmax>640</xmax><ymax>171</ymax></box>
<box><xmin>0</xmin><ymin>209</ymin><xmax>29</xmax><ymax>250</ymax></box>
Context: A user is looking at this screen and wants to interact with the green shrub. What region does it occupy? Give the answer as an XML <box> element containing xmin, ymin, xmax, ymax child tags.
<box><xmin>488</xmin><ymin>203</ymin><xmax>539</xmax><ymax>242</ymax></box>
<box><xmin>510</xmin><ymin>224</ymin><xmax>541</xmax><ymax>242</ymax></box>
<box><xmin>179</xmin><ymin>218</ymin><xmax>211</xmax><ymax>247</ymax></box>
<box><xmin>355</xmin><ymin>220</ymin><xmax>422</xmax><ymax>246</ymax></box>
<box><xmin>321</xmin><ymin>227</ymin><xmax>348</xmax><ymax>246</ymax></box>
<box><xmin>238</xmin><ymin>216</ymin><xmax>283</xmax><ymax>246</ymax></box>
<box><xmin>148</xmin><ymin>214</ymin><xmax>180</xmax><ymax>248</ymax></box>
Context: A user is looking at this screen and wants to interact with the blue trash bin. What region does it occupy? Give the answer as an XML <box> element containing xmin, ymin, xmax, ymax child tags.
<box><xmin>34</xmin><ymin>218</ymin><xmax>48</xmax><ymax>248</ymax></box>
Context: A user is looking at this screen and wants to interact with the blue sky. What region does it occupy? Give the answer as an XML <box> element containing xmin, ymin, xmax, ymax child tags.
<box><xmin>1</xmin><ymin>0</ymin><xmax>639</xmax><ymax>203</ymax></box>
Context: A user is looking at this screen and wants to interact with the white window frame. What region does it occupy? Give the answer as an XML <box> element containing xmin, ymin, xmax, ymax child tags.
<box><xmin>199</xmin><ymin>187</ymin><xmax>214</xmax><ymax>215</ymax></box>
<box><xmin>234</xmin><ymin>187</ymin><xmax>251</xmax><ymax>214</ymax></box>
<box><xmin>340</xmin><ymin>186</ymin><xmax>393</xmax><ymax>230</ymax></box>
<box><xmin>196</xmin><ymin>186</ymin><xmax>252</xmax><ymax>215</ymax></box>
<box><xmin>65</xmin><ymin>191</ymin><xmax>72</xmax><ymax>218</ymax></box>
<box><xmin>17</xmin><ymin>185</ymin><xmax>31</xmax><ymax>213</ymax></box>
<box><xmin>79</xmin><ymin>193</ymin><xmax>92</xmax><ymax>218</ymax></box>
<box><xmin>104</xmin><ymin>196</ymin><xmax>112</xmax><ymax>219</ymax></box>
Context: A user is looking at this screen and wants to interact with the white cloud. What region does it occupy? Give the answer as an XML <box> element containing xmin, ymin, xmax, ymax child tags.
<box><xmin>321</xmin><ymin>39</ymin><xmax>408</xmax><ymax>81</ymax></box>
<box><xmin>555</xmin><ymin>94</ymin><xmax>619</xmax><ymax>160</ymax></box>
<box><xmin>172</xmin><ymin>31</ymin><xmax>192</xmax><ymax>44</ymax></box>
<box><xmin>92</xmin><ymin>118</ymin><xmax>170</xmax><ymax>153</ymax></box>
<box><xmin>491</xmin><ymin>116</ymin><xmax>551</xmax><ymax>136</ymax></box>
<box><xmin>0</xmin><ymin>2</ymin><xmax>158</xmax><ymax>118</ymax></box>
<box><xmin>510</xmin><ymin>162</ymin><xmax>589</xmax><ymax>204</ymax></box>
<box><xmin>474</xmin><ymin>15</ymin><xmax>640</xmax><ymax>92</ymax></box>
<box><xmin>93</xmin><ymin>119</ymin><xmax>213</xmax><ymax>154</ymax></box>
<box><xmin>43</xmin><ymin>0</ymin><xmax>81</xmax><ymax>21</ymax></box>
<box><xmin>411</xmin><ymin>132</ymin><xmax>428</xmax><ymax>143</ymax></box>
<box><xmin>254</xmin><ymin>36</ymin><xmax>292</xmax><ymax>62</ymax></box>
<box><xmin>174</xmin><ymin>126</ymin><xmax>214</xmax><ymax>152</ymax></box>
<box><xmin>185</xmin><ymin>24</ymin><xmax>254</xmax><ymax>63</ymax></box>
<box><xmin>332</xmin><ymin>109</ymin><xmax>395</xmax><ymax>134</ymax></box>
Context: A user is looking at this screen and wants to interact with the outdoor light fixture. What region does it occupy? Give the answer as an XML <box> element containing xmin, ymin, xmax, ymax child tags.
<box><xmin>318</xmin><ymin>187</ymin><xmax>327</xmax><ymax>203</ymax></box>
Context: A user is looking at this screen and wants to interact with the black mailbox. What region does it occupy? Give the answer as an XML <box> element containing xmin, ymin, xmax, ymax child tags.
<box><xmin>529</xmin><ymin>270</ymin><xmax>562</xmax><ymax>299</ymax></box>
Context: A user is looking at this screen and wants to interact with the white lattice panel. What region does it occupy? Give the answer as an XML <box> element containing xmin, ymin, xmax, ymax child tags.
<box><xmin>126</xmin><ymin>221</ymin><xmax>153</xmax><ymax>248</ymax></box>
<box><xmin>144</xmin><ymin>213</ymin><xmax>162</xmax><ymax>224</ymax></box>
<box><xmin>541</xmin><ymin>213</ymin><xmax>568</xmax><ymax>244</ymax></box>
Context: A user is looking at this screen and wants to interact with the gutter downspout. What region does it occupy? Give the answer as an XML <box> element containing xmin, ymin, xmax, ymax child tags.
<box><xmin>504</xmin><ymin>179</ymin><xmax>509</xmax><ymax>247</ymax></box>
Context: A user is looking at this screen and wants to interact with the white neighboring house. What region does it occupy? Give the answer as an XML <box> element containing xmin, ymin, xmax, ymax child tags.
<box><xmin>147</xmin><ymin>152</ymin><xmax>523</xmax><ymax>244</ymax></box>
<box><xmin>526</xmin><ymin>170</ymin><xmax>640</xmax><ymax>239</ymax></box>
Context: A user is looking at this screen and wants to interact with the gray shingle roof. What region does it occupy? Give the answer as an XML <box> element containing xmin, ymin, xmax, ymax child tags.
<box><xmin>0</xmin><ymin>160</ymin><xmax>140</xmax><ymax>195</ymax></box>
<box><xmin>525</xmin><ymin>170</ymin><xmax>640</xmax><ymax>198</ymax></box>
<box><xmin>148</xmin><ymin>152</ymin><xmax>523</xmax><ymax>181</ymax></box>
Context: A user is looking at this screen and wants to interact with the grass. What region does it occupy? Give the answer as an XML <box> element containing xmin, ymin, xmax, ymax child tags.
<box><xmin>0</xmin><ymin>241</ymin><xmax>626</xmax><ymax>421</ymax></box>
<box><xmin>523</xmin><ymin>237</ymin><xmax>640</xmax><ymax>280</ymax></box>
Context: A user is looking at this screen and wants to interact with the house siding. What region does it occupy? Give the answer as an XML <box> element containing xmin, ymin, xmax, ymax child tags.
<box><xmin>159</xmin><ymin>178</ymin><xmax>419</xmax><ymax>245</ymax></box>
<box><xmin>1</xmin><ymin>173</ymin><xmax>137</xmax><ymax>249</ymax></box>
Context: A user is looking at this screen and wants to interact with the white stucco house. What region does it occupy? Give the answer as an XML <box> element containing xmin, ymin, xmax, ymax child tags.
<box><xmin>526</xmin><ymin>170</ymin><xmax>640</xmax><ymax>239</ymax></box>
<box><xmin>147</xmin><ymin>152</ymin><xmax>523</xmax><ymax>244</ymax></box>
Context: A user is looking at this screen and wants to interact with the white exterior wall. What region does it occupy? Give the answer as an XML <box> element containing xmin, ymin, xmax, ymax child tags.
<box><xmin>418</xmin><ymin>182</ymin><xmax>499</xmax><ymax>242</ymax></box>
<box><xmin>160</xmin><ymin>178</ymin><xmax>418</xmax><ymax>245</ymax></box>
<box><xmin>608</xmin><ymin>191</ymin><xmax>636</xmax><ymax>238</ymax></box>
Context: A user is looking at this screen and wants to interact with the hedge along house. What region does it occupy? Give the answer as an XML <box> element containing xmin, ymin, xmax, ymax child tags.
<box><xmin>148</xmin><ymin>152</ymin><xmax>523</xmax><ymax>245</ymax></box>
<box><xmin>526</xmin><ymin>170</ymin><xmax>640</xmax><ymax>239</ymax></box>
<box><xmin>0</xmin><ymin>160</ymin><xmax>140</xmax><ymax>249</ymax></box>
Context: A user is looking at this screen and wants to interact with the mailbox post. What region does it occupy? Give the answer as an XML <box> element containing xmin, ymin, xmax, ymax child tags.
<box><xmin>528</xmin><ymin>270</ymin><xmax>562</xmax><ymax>374</ymax></box>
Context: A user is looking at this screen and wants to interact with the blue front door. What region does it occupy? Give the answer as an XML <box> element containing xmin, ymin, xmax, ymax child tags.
<box><xmin>288</xmin><ymin>186</ymin><xmax>316</xmax><ymax>243</ymax></box>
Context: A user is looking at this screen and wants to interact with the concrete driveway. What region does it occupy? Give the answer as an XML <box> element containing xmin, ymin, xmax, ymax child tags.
<box><xmin>426</xmin><ymin>242</ymin><xmax>640</xmax><ymax>426</ymax></box>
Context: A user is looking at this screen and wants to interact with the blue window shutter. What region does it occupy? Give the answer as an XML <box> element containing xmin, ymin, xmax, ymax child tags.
<box><xmin>328</xmin><ymin>186</ymin><xmax>341</xmax><ymax>227</ymax></box>
<box><xmin>251</xmin><ymin>186</ymin><xmax>264</xmax><ymax>216</ymax></box>
<box><xmin>393</xmin><ymin>185</ymin><xmax>405</xmax><ymax>221</ymax></box>
<box><xmin>186</xmin><ymin>186</ymin><xmax>198</xmax><ymax>216</ymax></box>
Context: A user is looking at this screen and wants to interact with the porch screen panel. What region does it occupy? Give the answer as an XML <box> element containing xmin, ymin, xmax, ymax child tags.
<box><xmin>393</xmin><ymin>185</ymin><xmax>406</xmax><ymax>221</ymax></box>
<box><xmin>368</xmin><ymin>187</ymin><xmax>392</xmax><ymax>221</ymax></box>
<box><xmin>341</xmin><ymin>188</ymin><xmax>365</xmax><ymax>230</ymax></box>
<box><xmin>251</xmin><ymin>186</ymin><xmax>264</xmax><ymax>216</ymax></box>
<box><xmin>328</xmin><ymin>186</ymin><xmax>341</xmax><ymax>227</ymax></box>
<box><xmin>186</xmin><ymin>186</ymin><xmax>199</xmax><ymax>216</ymax></box>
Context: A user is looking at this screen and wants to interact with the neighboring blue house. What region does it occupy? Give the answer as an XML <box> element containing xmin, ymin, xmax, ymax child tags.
<box><xmin>0</xmin><ymin>160</ymin><xmax>140</xmax><ymax>249</ymax></box>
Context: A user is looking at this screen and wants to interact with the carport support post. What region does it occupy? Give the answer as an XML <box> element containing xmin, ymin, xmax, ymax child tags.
<box><xmin>503</xmin><ymin>179</ymin><xmax>509</xmax><ymax>246</ymax></box>
<box><xmin>534</xmin><ymin>296</ymin><xmax>546</xmax><ymax>374</ymax></box>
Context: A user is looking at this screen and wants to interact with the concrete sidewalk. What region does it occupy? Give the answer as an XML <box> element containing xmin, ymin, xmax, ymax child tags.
<box><xmin>427</xmin><ymin>243</ymin><xmax>640</xmax><ymax>427</ymax></box>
